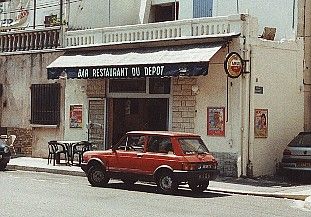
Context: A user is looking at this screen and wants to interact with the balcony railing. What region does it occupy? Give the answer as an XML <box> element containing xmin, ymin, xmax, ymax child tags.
<box><xmin>65</xmin><ymin>15</ymin><xmax>243</xmax><ymax>47</ymax></box>
<box><xmin>0</xmin><ymin>15</ymin><xmax>243</xmax><ymax>53</ymax></box>
<box><xmin>0</xmin><ymin>27</ymin><xmax>60</xmax><ymax>53</ymax></box>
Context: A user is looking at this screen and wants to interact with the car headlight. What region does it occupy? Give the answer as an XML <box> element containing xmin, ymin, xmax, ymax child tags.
<box><xmin>3</xmin><ymin>146</ymin><xmax>10</xmax><ymax>154</ymax></box>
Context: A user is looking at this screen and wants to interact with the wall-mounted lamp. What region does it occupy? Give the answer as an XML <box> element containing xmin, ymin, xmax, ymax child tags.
<box><xmin>191</xmin><ymin>85</ymin><xmax>199</xmax><ymax>95</ymax></box>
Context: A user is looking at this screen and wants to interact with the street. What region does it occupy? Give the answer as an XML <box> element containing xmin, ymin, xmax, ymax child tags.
<box><xmin>0</xmin><ymin>170</ymin><xmax>310</xmax><ymax>217</ymax></box>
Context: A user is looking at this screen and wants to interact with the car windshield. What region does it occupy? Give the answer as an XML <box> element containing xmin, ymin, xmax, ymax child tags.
<box><xmin>179</xmin><ymin>137</ymin><xmax>209</xmax><ymax>154</ymax></box>
<box><xmin>288</xmin><ymin>133</ymin><xmax>311</xmax><ymax>147</ymax></box>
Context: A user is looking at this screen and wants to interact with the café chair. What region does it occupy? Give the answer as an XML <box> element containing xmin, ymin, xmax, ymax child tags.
<box><xmin>71</xmin><ymin>141</ymin><xmax>92</xmax><ymax>166</ymax></box>
<box><xmin>47</xmin><ymin>141</ymin><xmax>58</xmax><ymax>165</ymax></box>
<box><xmin>48</xmin><ymin>141</ymin><xmax>70</xmax><ymax>165</ymax></box>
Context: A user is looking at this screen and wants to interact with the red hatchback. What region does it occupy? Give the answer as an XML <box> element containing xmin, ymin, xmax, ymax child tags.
<box><xmin>81</xmin><ymin>131</ymin><xmax>218</xmax><ymax>193</ymax></box>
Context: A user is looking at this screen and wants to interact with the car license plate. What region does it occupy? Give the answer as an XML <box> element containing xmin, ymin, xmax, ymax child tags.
<box><xmin>199</xmin><ymin>173</ymin><xmax>209</xmax><ymax>179</ymax></box>
<box><xmin>297</xmin><ymin>162</ymin><xmax>311</xmax><ymax>168</ymax></box>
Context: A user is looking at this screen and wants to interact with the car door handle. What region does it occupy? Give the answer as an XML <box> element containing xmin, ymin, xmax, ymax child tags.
<box><xmin>137</xmin><ymin>153</ymin><xmax>144</xmax><ymax>158</ymax></box>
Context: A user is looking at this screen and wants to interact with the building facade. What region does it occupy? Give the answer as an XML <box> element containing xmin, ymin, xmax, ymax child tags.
<box><xmin>0</xmin><ymin>0</ymin><xmax>308</xmax><ymax>177</ymax></box>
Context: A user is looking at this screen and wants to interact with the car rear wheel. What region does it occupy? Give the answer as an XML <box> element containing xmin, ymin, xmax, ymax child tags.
<box><xmin>157</xmin><ymin>172</ymin><xmax>178</xmax><ymax>194</ymax></box>
<box><xmin>188</xmin><ymin>180</ymin><xmax>209</xmax><ymax>193</ymax></box>
<box><xmin>87</xmin><ymin>166</ymin><xmax>110</xmax><ymax>187</ymax></box>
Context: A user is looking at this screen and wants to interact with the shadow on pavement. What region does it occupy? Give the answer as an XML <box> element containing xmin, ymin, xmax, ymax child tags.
<box><xmin>215</xmin><ymin>172</ymin><xmax>311</xmax><ymax>187</ymax></box>
<box><xmin>93</xmin><ymin>182</ymin><xmax>232</xmax><ymax>198</ymax></box>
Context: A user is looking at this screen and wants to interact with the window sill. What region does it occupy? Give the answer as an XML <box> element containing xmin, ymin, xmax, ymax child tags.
<box><xmin>30</xmin><ymin>124</ymin><xmax>59</xmax><ymax>128</ymax></box>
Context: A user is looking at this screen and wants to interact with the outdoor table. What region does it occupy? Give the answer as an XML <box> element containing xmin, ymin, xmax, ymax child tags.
<box><xmin>56</xmin><ymin>141</ymin><xmax>92</xmax><ymax>165</ymax></box>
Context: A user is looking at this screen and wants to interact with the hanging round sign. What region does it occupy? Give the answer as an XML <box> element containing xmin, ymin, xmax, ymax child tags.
<box><xmin>224</xmin><ymin>52</ymin><xmax>243</xmax><ymax>78</ymax></box>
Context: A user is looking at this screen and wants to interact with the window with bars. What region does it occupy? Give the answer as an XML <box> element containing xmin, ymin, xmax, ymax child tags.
<box><xmin>31</xmin><ymin>83</ymin><xmax>61</xmax><ymax>125</ymax></box>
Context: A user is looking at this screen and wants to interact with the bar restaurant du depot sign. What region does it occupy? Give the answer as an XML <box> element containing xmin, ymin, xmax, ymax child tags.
<box><xmin>47</xmin><ymin>63</ymin><xmax>209</xmax><ymax>79</ymax></box>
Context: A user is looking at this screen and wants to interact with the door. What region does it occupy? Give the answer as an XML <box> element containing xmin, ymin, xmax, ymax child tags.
<box><xmin>88</xmin><ymin>99</ymin><xmax>106</xmax><ymax>149</ymax></box>
<box><xmin>110</xmin><ymin>98</ymin><xmax>168</xmax><ymax>144</ymax></box>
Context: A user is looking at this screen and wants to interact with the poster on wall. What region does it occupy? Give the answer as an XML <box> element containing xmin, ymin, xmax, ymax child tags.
<box><xmin>207</xmin><ymin>107</ymin><xmax>225</xmax><ymax>136</ymax></box>
<box><xmin>254</xmin><ymin>109</ymin><xmax>268</xmax><ymax>138</ymax></box>
<box><xmin>70</xmin><ymin>105</ymin><xmax>83</xmax><ymax>128</ymax></box>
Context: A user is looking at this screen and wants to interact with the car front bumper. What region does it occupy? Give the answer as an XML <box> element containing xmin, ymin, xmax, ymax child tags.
<box><xmin>173</xmin><ymin>169</ymin><xmax>219</xmax><ymax>182</ymax></box>
<box><xmin>0</xmin><ymin>154</ymin><xmax>10</xmax><ymax>165</ymax></box>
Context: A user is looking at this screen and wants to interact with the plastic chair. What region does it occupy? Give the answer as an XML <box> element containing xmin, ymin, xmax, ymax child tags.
<box><xmin>47</xmin><ymin>141</ymin><xmax>58</xmax><ymax>165</ymax></box>
<box><xmin>71</xmin><ymin>141</ymin><xmax>92</xmax><ymax>165</ymax></box>
<box><xmin>8</xmin><ymin>135</ymin><xmax>16</xmax><ymax>155</ymax></box>
<box><xmin>48</xmin><ymin>141</ymin><xmax>69</xmax><ymax>165</ymax></box>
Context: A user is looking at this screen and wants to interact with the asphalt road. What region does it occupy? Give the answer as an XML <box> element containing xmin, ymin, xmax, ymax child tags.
<box><xmin>1</xmin><ymin>170</ymin><xmax>310</xmax><ymax>217</ymax></box>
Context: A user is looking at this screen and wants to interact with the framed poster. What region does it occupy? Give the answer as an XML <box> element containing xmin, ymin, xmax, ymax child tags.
<box><xmin>70</xmin><ymin>104</ymin><xmax>83</xmax><ymax>128</ymax></box>
<box><xmin>254</xmin><ymin>109</ymin><xmax>268</xmax><ymax>138</ymax></box>
<box><xmin>207</xmin><ymin>107</ymin><xmax>225</xmax><ymax>136</ymax></box>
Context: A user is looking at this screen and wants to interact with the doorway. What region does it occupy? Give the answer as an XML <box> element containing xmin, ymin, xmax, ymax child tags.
<box><xmin>108</xmin><ymin>98</ymin><xmax>168</xmax><ymax>145</ymax></box>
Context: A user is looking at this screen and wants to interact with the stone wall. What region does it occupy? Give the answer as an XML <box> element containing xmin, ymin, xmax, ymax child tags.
<box><xmin>172</xmin><ymin>77</ymin><xmax>197</xmax><ymax>133</ymax></box>
<box><xmin>212</xmin><ymin>152</ymin><xmax>238</xmax><ymax>177</ymax></box>
<box><xmin>7</xmin><ymin>127</ymin><xmax>33</xmax><ymax>156</ymax></box>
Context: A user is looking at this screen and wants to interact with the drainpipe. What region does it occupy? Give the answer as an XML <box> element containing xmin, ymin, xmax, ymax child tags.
<box><xmin>239</xmin><ymin>14</ymin><xmax>252</xmax><ymax>177</ymax></box>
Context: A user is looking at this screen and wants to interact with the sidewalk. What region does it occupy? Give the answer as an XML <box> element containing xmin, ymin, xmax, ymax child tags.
<box><xmin>6</xmin><ymin>157</ymin><xmax>311</xmax><ymax>209</ymax></box>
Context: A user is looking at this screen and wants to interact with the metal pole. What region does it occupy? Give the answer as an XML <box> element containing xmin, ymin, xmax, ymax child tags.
<box><xmin>174</xmin><ymin>0</ymin><xmax>177</xmax><ymax>20</ymax></box>
<box><xmin>33</xmin><ymin>0</ymin><xmax>36</xmax><ymax>29</ymax></box>
<box><xmin>60</xmin><ymin>0</ymin><xmax>63</xmax><ymax>25</ymax></box>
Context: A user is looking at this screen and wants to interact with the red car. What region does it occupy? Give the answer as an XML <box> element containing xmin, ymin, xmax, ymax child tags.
<box><xmin>81</xmin><ymin>131</ymin><xmax>218</xmax><ymax>193</ymax></box>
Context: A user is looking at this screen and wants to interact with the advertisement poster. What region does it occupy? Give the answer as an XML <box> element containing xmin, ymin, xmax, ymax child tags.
<box><xmin>254</xmin><ymin>109</ymin><xmax>268</xmax><ymax>138</ymax></box>
<box><xmin>207</xmin><ymin>107</ymin><xmax>225</xmax><ymax>136</ymax></box>
<box><xmin>70</xmin><ymin>105</ymin><xmax>83</xmax><ymax>128</ymax></box>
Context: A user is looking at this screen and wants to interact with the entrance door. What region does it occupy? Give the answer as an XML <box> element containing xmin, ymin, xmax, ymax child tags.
<box><xmin>88</xmin><ymin>99</ymin><xmax>106</xmax><ymax>149</ymax></box>
<box><xmin>109</xmin><ymin>98</ymin><xmax>168</xmax><ymax>144</ymax></box>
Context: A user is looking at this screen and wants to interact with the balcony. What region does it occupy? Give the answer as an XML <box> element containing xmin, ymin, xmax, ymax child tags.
<box><xmin>0</xmin><ymin>27</ymin><xmax>60</xmax><ymax>53</ymax></box>
<box><xmin>0</xmin><ymin>15</ymin><xmax>243</xmax><ymax>53</ymax></box>
<box><xmin>65</xmin><ymin>15</ymin><xmax>243</xmax><ymax>48</ymax></box>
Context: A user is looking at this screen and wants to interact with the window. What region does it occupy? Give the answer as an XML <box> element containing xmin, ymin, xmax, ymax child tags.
<box><xmin>109</xmin><ymin>78</ymin><xmax>171</xmax><ymax>94</ymax></box>
<box><xmin>109</xmin><ymin>78</ymin><xmax>146</xmax><ymax>93</ymax></box>
<box><xmin>147</xmin><ymin>136</ymin><xmax>173</xmax><ymax>153</ymax></box>
<box><xmin>31</xmin><ymin>83</ymin><xmax>60</xmax><ymax>125</ymax></box>
<box><xmin>150</xmin><ymin>2</ymin><xmax>179</xmax><ymax>22</ymax></box>
<box><xmin>193</xmin><ymin>0</ymin><xmax>213</xmax><ymax>18</ymax></box>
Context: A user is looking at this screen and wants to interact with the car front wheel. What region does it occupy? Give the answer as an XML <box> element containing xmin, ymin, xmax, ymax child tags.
<box><xmin>157</xmin><ymin>172</ymin><xmax>178</xmax><ymax>194</ymax></box>
<box><xmin>188</xmin><ymin>180</ymin><xmax>209</xmax><ymax>193</ymax></box>
<box><xmin>0</xmin><ymin>163</ymin><xmax>7</xmax><ymax>171</ymax></box>
<box><xmin>87</xmin><ymin>166</ymin><xmax>110</xmax><ymax>187</ymax></box>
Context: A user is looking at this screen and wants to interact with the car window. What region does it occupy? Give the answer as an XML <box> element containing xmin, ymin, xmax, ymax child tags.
<box><xmin>127</xmin><ymin>135</ymin><xmax>145</xmax><ymax>152</ymax></box>
<box><xmin>289</xmin><ymin>134</ymin><xmax>311</xmax><ymax>147</ymax></box>
<box><xmin>147</xmin><ymin>136</ymin><xmax>173</xmax><ymax>154</ymax></box>
<box><xmin>179</xmin><ymin>138</ymin><xmax>209</xmax><ymax>154</ymax></box>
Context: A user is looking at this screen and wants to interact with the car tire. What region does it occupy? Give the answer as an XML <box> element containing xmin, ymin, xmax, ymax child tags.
<box><xmin>188</xmin><ymin>180</ymin><xmax>209</xmax><ymax>193</ymax></box>
<box><xmin>157</xmin><ymin>172</ymin><xmax>178</xmax><ymax>194</ymax></box>
<box><xmin>121</xmin><ymin>178</ymin><xmax>138</xmax><ymax>187</ymax></box>
<box><xmin>0</xmin><ymin>163</ymin><xmax>7</xmax><ymax>171</ymax></box>
<box><xmin>87</xmin><ymin>166</ymin><xmax>110</xmax><ymax>187</ymax></box>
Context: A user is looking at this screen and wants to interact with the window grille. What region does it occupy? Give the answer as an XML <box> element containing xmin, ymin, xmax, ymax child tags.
<box><xmin>31</xmin><ymin>83</ymin><xmax>60</xmax><ymax>125</ymax></box>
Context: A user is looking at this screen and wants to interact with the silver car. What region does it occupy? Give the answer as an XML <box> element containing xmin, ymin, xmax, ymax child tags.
<box><xmin>281</xmin><ymin>132</ymin><xmax>311</xmax><ymax>172</ymax></box>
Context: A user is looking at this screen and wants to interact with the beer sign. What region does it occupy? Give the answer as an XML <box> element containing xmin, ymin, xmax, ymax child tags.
<box><xmin>224</xmin><ymin>52</ymin><xmax>243</xmax><ymax>78</ymax></box>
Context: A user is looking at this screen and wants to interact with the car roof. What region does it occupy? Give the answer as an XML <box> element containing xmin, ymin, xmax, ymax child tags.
<box><xmin>127</xmin><ymin>131</ymin><xmax>200</xmax><ymax>137</ymax></box>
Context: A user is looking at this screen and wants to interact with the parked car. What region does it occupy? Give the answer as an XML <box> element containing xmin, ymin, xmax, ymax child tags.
<box><xmin>81</xmin><ymin>131</ymin><xmax>218</xmax><ymax>193</ymax></box>
<box><xmin>280</xmin><ymin>132</ymin><xmax>311</xmax><ymax>173</ymax></box>
<box><xmin>0</xmin><ymin>139</ymin><xmax>11</xmax><ymax>171</ymax></box>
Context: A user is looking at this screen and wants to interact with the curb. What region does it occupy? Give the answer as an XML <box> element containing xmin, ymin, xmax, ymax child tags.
<box><xmin>208</xmin><ymin>187</ymin><xmax>309</xmax><ymax>201</ymax></box>
<box><xmin>6</xmin><ymin>165</ymin><xmax>85</xmax><ymax>177</ymax></box>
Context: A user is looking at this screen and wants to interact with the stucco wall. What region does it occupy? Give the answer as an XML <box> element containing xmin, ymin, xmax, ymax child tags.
<box><xmin>249</xmin><ymin>38</ymin><xmax>304</xmax><ymax>176</ymax></box>
<box><xmin>0</xmin><ymin>51</ymin><xmax>64</xmax><ymax>157</ymax></box>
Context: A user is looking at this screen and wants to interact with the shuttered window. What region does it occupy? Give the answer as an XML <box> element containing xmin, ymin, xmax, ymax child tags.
<box><xmin>193</xmin><ymin>0</ymin><xmax>213</xmax><ymax>18</ymax></box>
<box><xmin>31</xmin><ymin>83</ymin><xmax>60</xmax><ymax>125</ymax></box>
